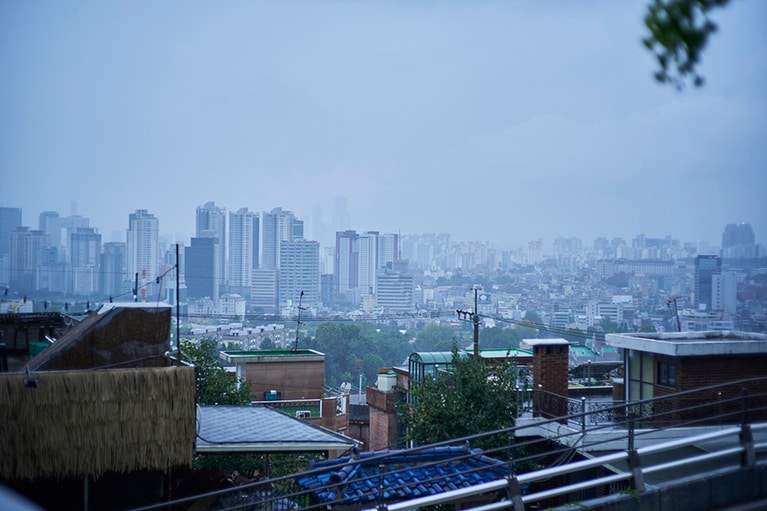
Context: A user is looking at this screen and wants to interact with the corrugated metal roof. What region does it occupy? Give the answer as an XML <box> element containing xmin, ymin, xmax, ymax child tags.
<box><xmin>196</xmin><ymin>406</ymin><xmax>356</xmax><ymax>453</ymax></box>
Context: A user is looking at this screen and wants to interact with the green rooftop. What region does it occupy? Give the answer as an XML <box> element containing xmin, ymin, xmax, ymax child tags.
<box><xmin>220</xmin><ymin>349</ymin><xmax>325</xmax><ymax>364</ymax></box>
<box><xmin>222</xmin><ymin>349</ymin><xmax>323</xmax><ymax>357</ymax></box>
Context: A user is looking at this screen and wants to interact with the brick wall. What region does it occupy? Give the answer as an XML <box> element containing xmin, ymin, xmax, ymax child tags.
<box><xmin>653</xmin><ymin>354</ymin><xmax>767</xmax><ymax>425</ymax></box>
<box><xmin>532</xmin><ymin>343</ymin><xmax>569</xmax><ymax>419</ymax></box>
<box><xmin>367</xmin><ymin>386</ymin><xmax>400</xmax><ymax>451</ymax></box>
<box><xmin>244</xmin><ymin>359</ymin><xmax>325</xmax><ymax>400</ymax></box>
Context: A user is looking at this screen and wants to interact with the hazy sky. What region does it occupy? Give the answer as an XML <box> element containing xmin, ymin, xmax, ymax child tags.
<box><xmin>2</xmin><ymin>0</ymin><xmax>766</xmax><ymax>249</ymax></box>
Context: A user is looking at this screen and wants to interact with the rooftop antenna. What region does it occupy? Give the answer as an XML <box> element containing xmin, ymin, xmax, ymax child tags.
<box><xmin>666</xmin><ymin>296</ymin><xmax>683</xmax><ymax>332</ymax></box>
<box><xmin>293</xmin><ymin>291</ymin><xmax>305</xmax><ymax>351</ymax></box>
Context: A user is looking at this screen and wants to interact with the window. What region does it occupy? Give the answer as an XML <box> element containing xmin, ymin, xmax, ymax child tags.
<box><xmin>657</xmin><ymin>361</ymin><xmax>677</xmax><ymax>387</ymax></box>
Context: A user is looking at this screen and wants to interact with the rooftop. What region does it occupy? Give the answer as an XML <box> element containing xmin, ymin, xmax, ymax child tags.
<box><xmin>606</xmin><ymin>330</ymin><xmax>767</xmax><ymax>357</ymax></box>
<box><xmin>196</xmin><ymin>405</ymin><xmax>355</xmax><ymax>453</ymax></box>
<box><xmin>220</xmin><ymin>349</ymin><xmax>325</xmax><ymax>364</ymax></box>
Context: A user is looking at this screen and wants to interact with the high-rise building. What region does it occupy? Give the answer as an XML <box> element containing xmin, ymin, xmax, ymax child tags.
<box><xmin>334</xmin><ymin>230</ymin><xmax>399</xmax><ymax>304</ymax></box>
<box><xmin>694</xmin><ymin>254</ymin><xmax>721</xmax><ymax>311</ymax></box>
<box><xmin>126</xmin><ymin>209</ymin><xmax>159</xmax><ymax>301</ymax></box>
<box><xmin>186</xmin><ymin>237</ymin><xmax>218</xmax><ymax>301</ymax></box>
<box><xmin>376</xmin><ymin>269</ymin><xmax>415</xmax><ymax>312</ymax></box>
<box><xmin>196</xmin><ymin>201</ymin><xmax>226</xmax><ymax>290</ymax></box>
<box><xmin>39</xmin><ymin>211</ymin><xmax>62</xmax><ymax>249</ymax></box>
<box><xmin>721</xmin><ymin>223</ymin><xmax>757</xmax><ymax>258</ymax></box>
<box><xmin>712</xmin><ymin>272</ymin><xmax>737</xmax><ymax>317</ymax></box>
<box><xmin>251</xmin><ymin>269</ymin><xmax>279</xmax><ymax>314</ymax></box>
<box><xmin>0</xmin><ymin>207</ymin><xmax>22</xmax><ymax>258</ymax></box>
<box><xmin>70</xmin><ymin>227</ymin><xmax>101</xmax><ymax>294</ymax></box>
<box><xmin>100</xmin><ymin>242</ymin><xmax>125</xmax><ymax>298</ymax></box>
<box><xmin>9</xmin><ymin>227</ymin><xmax>50</xmax><ymax>291</ymax></box>
<box><xmin>279</xmin><ymin>239</ymin><xmax>319</xmax><ymax>308</ymax></box>
<box><xmin>334</xmin><ymin>230</ymin><xmax>358</xmax><ymax>299</ymax></box>
<box><xmin>261</xmin><ymin>208</ymin><xmax>303</xmax><ymax>270</ymax></box>
<box><xmin>229</xmin><ymin>208</ymin><xmax>259</xmax><ymax>294</ymax></box>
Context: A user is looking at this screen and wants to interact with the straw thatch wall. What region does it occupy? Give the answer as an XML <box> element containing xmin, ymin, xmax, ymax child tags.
<box><xmin>0</xmin><ymin>366</ymin><xmax>196</xmax><ymax>481</ymax></box>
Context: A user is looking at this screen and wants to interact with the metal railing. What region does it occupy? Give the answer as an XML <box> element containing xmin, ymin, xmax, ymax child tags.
<box><xmin>130</xmin><ymin>376</ymin><xmax>767</xmax><ymax>511</ymax></box>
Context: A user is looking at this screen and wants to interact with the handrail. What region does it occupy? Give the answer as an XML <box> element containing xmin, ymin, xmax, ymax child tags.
<box><xmin>128</xmin><ymin>376</ymin><xmax>767</xmax><ymax>511</ymax></box>
<box><xmin>362</xmin><ymin>421</ymin><xmax>766</xmax><ymax>511</ymax></box>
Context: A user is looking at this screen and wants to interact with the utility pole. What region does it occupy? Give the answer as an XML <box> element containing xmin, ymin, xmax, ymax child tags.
<box><xmin>175</xmin><ymin>244</ymin><xmax>181</xmax><ymax>362</ymax></box>
<box><xmin>293</xmin><ymin>291</ymin><xmax>305</xmax><ymax>351</ymax></box>
<box><xmin>457</xmin><ymin>284</ymin><xmax>483</xmax><ymax>357</ymax></box>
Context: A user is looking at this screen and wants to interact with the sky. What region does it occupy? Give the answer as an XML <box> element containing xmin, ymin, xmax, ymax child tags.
<box><xmin>2</xmin><ymin>0</ymin><xmax>766</xmax><ymax>250</ymax></box>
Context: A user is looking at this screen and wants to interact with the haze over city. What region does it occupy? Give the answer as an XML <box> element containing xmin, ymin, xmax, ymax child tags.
<box><xmin>2</xmin><ymin>1</ymin><xmax>766</xmax><ymax>248</ymax></box>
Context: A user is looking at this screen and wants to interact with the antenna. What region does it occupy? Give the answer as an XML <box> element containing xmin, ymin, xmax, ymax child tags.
<box><xmin>293</xmin><ymin>290</ymin><xmax>305</xmax><ymax>351</ymax></box>
<box><xmin>666</xmin><ymin>295</ymin><xmax>683</xmax><ymax>332</ymax></box>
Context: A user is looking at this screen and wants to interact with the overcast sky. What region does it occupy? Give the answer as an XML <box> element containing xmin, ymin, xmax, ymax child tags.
<box><xmin>2</xmin><ymin>0</ymin><xmax>765</xmax><ymax>250</ymax></box>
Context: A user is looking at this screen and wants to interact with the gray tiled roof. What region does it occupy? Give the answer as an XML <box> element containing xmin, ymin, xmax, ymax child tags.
<box><xmin>196</xmin><ymin>406</ymin><xmax>356</xmax><ymax>453</ymax></box>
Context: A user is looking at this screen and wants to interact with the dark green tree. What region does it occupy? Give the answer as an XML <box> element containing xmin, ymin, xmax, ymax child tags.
<box><xmin>414</xmin><ymin>322</ymin><xmax>460</xmax><ymax>352</ymax></box>
<box><xmin>181</xmin><ymin>338</ymin><xmax>252</xmax><ymax>405</ymax></box>
<box><xmin>643</xmin><ymin>0</ymin><xmax>731</xmax><ymax>88</ymax></box>
<box><xmin>403</xmin><ymin>346</ymin><xmax>518</xmax><ymax>448</ymax></box>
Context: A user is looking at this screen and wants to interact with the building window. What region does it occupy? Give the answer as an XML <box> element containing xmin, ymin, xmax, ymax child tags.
<box><xmin>657</xmin><ymin>362</ymin><xmax>677</xmax><ymax>387</ymax></box>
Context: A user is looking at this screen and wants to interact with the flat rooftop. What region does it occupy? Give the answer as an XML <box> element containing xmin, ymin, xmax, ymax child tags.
<box><xmin>606</xmin><ymin>331</ymin><xmax>767</xmax><ymax>357</ymax></box>
<box><xmin>220</xmin><ymin>349</ymin><xmax>325</xmax><ymax>364</ymax></box>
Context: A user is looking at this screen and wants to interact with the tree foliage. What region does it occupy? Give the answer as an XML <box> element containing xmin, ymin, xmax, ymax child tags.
<box><xmin>181</xmin><ymin>338</ymin><xmax>253</xmax><ymax>405</ymax></box>
<box><xmin>643</xmin><ymin>0</ymin><xmax>731</xmax><ymax>88</ymax></box>
<box><xmin>403</xmin><ymin>346</ymin><xmax>519</xmax><ymax>448</ymax></box>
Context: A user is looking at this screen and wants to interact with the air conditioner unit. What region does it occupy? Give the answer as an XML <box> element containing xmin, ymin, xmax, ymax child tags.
<box><xmin>296</xmin><ymin>410</ymin><xmax>311</xmax><ymax>418</ymax></box>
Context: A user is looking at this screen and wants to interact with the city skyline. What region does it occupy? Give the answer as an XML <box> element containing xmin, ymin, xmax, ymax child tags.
<box><xmin>2</xmin><ymin>1</ymin><xmax>766</xmax><ymax>248</ymax></box>
<box><xmin>1</xmin><ymin>202</ymin><xmax>763</xmax><ymax>254</ymax></box>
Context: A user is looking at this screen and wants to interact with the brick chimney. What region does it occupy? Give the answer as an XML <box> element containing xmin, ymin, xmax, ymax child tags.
<box><xmin>527</xmin><ymin>339</ymin><xmax>569</xmax><ymax>419</ymax></box>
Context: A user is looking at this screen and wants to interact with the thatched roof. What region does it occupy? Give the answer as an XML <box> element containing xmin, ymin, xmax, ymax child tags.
<box><xmin>0</xmin><ymin>366</ymin><xmax>196</xmax><ymax>480</ymax></box>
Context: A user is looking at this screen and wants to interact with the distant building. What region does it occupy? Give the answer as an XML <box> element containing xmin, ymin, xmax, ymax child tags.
<box><xmin>100</xmin><ymin>242</ymin><xmax>125</xmax><ymax>298</ymax></box>
<box><xmin>228</xmin><ymin>207</ymin><xmax>258</xmax><ymax>296</ymax></box>
<box><xmin>721</xmin><ymin>222</ymin><xmax>758</xmax><ymax>258</ymax></box>
<box><xmin>196</xmin><ymin>201</ymin><xmax>226</xmax><ymax>292</ymax></box>
<box><xmin>251</xmin><ymin>268</ymin><xmax>279</xmax><ymax>314</ymax></box>
<box><xmin>279</xmin><ymin>239</ymin><xmax>319</xmax><ymax>308</ymax></box>
<box><xmin>694</xmin><ymin>254</ymin><xmax>721</xmax><ymax>311</ymax></box>
<box><xmin>185</xmin><ymin>237</ymin><xmax>218</xmax><ymax>301</ymax></box>
<box><xmin>126</xmin><ymin>209</ymin><xmax>159</xmax><ymax>300</ymax></box>
<box><xmin>261</xmin><ymin>207</ymin><xmax>303</xmax><ymax>270</ymax></box>
<box><xmin>9</xmin><ymin>227</ymin><xmax>49</xmax><ymax>291</ymax></box>
<box><xmin>712</xmin><ymin>271</ymin><xmax>737</xmax><ymax>317</ymax></box>
<box><xmin>70</xmin><ymin>227</ymin><xmax>101</xmax><ymax>295</ymax></box>
<box><xmin>0</xmin><ymin>207</ymin><xmax>22</xmax><ymax>260</ymax></box>
<box><xmin>376</xmin><ymin>269</ymin><xmax>415</xmax><ymax>312</ymax></box>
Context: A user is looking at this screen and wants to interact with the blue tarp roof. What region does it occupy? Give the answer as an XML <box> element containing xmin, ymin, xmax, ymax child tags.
<box><xmin>295</xmin><ymin>445</ymin><xmax>510</xmax><ymax>505</ymax></box>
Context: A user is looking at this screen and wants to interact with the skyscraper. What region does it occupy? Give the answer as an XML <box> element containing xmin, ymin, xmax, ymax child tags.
<box><xmin>100</xmin><ymin>242</ymin><xmax>125</xmax><ymax>298</ymax></box>
<box><xmin>334</xmin><ymin>230</ymin><xmax>399</xmax><ymax>304</ymax></box>
<box><xmin>229</xmin><ymin>208</ymin><xmax>259</xmax><ymax>294</ymax></box>
<box><xmin>70</xmin><ymin>227</ymin><xmax>101</xmax><ymax>294</ymax></box>
<box><xmin>186</xmin><ymin>237</ymin><xmax>218</xmax><ymax>301</ymax></box>
<box><xmin>196</xmin><ymin>201</ymin><xmax>226</xmax><ymax>290</ymax></box>
<box><xmin>721</xmin><ymin>223</ymin><xmax>757</xmax><ymax>258</ymax></box>
<box><xmin>0</xmin><ymin>207</ymin><xmax>22</xmax><ymax>258</ymax></box>
<box><xmin>39</xmin><ymin>211</ymin><xmax>62</xmax><ymax>249</ymax></box>
<box><xmin>694</xmin><ymin>254</ymin><xmax>721</xmax><ymax>311</ymax></box>
<box><xmin>9</xmin><ymin>227</ymin><xmax>49</xmax><ymax>291</ymax></box>
<box><xmin>334</xmin><ymin>230</ymin><xmax>358</xmax><ymax>300</ymax></box>
<box><xmin>279</xmin><ymin>239</ymin><xmax>319</xmax><ymax>308</ymax></box>
<box><xmin>261</xmin><ymin>208</ymin><xmax>303</xmax><ymax>270</ymax></box>
<box><xmin>126</xmin><ymin>209</ymin><xmax>159</xmax><ymax>301</ymax></box>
